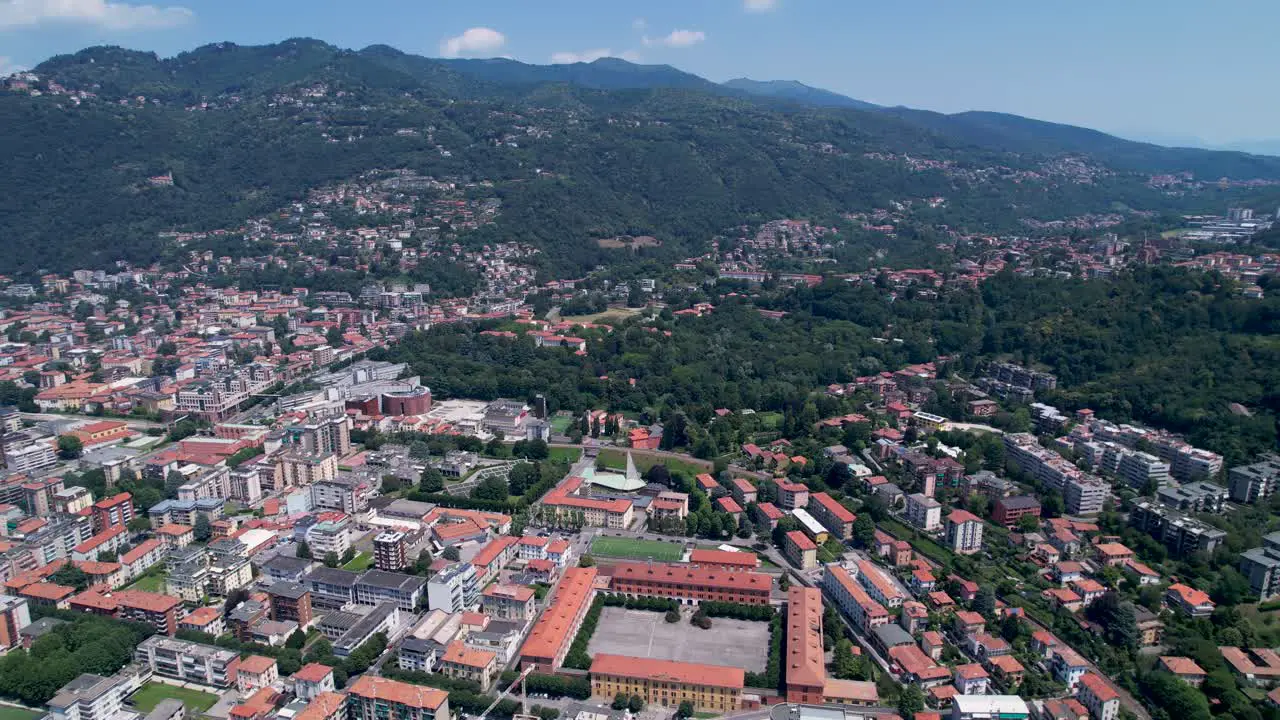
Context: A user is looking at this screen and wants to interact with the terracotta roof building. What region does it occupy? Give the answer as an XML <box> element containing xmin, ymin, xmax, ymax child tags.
<box><xmin>590</xmin><ymin>654</ymin><xmax>744</xmax><ymax>714</ymax></box>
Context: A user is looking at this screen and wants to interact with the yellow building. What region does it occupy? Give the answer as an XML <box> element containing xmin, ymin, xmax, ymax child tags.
<box><xmin>590</xmin><ymin>654</ymin><xmax>744</xmax><ymax>713</ymax></box>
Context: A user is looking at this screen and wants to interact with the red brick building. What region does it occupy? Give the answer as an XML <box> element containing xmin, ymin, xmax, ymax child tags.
<box><xmin>991</xmin><ymin>496</ymin><xmax>1041</xmax><ymax>529</ymax></box>
<box><xmin>91</xmin><ymin>492</ymin><xmax>135</xmax><ymax>533</ymax></box>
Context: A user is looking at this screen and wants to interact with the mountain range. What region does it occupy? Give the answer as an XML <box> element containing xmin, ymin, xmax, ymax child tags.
<box><xmin>2</xmin><ymin>38</ymin><xmax>1279</xmax><ymax>274</ymax></box>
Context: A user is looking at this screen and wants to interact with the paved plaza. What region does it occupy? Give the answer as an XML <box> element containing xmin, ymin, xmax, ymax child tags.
<box><xmin>587</xmin><ymin>607</ymin><xmax>771</xmax><ymax>672</ymax></box>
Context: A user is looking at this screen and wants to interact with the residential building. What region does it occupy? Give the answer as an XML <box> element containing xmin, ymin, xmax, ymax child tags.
<box><xmin>374</xmin><ymin>531</ymin><xmax>408</xmax><ymax>572</ymax></box>
<box><xmin>427</xmin><ymin>563</ymin><xmax>479</xmax><ymax>613</ymax></box>
<box><xmin>609</xmin><ymin>561</ymin><xmax>772</xmax><ymax>605</ymax></box>
<box><xmin>808</xmin><ymin>492</ymin><xmax>855</xmax><ymax>541</ymax></box>
<box><xmin>179</xmin><ymin>607</ymin><xmax>225</xmax><ymax>637</ymax></box>
<box><xmin>1077</xmin><ymin>673</ymin><xmax>1119</xmax><ymax>720</ymax></box>
<box><xmin>822</xmin><ymin>564</ymin><xmax>889</xmax><ymax>633</ymax></box>
<box><xmin>688</xmin><ymin>549</ymin><xmax>759</xmax><ymax>571</ymax></box>
<box><xmin>1050</xmin><ymin>647</ymin><xmax>1090</xmax><ymax>691</ymax></box>
<box><xmin>1241</xmin><ymin>531</ymin><xmax>1280</xmax><ymax>601</ymax></box>
<box><xmin>47</xmin><ymin>670</ymin><xmax>144</xmax><ymax>720</ymax></box>
<box><xmin>590</xmin><ymin>654</ymin><xmax>744</xmax><ymax>713</ymax></box>
<box><xmin>1228</xmin><ymin>456</ymin><xmax>1280</xmax><ymax>504</ymax></box>
<box><xmin>237</xmin><ymin>655</ymin><xmax>279</xmax><ymax>694</ymax></box>
<box><xmin>954</xmin><ymin>663</ymin><xmax>990</xmax><ymax>695</ymax></box>
<box><xmin>1116</xmin><ymin>451</ymin><xmax>1171</xmax><ymax>490</ymax></box>
<box><xmin>907</xmin><ymin>493</ymin><xmax>942</xmax><ymax>531</ymax></box>
<box><xmin>293</xmin><ymin>663</ymin><xmax>336</xmax><ymax>701</ymax></box>
<box><xmin>783</xmin><ymin>530</ymin><xmax>817</xmax><ymax>570</ymax></box>
<box><xmin>1156</xmin><ymin>481</ymin><xmax>1227</xmax><ymax>513</ymax></box>
<box><xmin>311</xmin><ymin>476</ymin><xmax>366</xmax><ymax>515</ymax></box>
<box><xmin>481</xmin><ymin>584</ymin><xmax>535</xmax><ymax>621</ymax></box>
<box><xmin>1129</xmin><ymin>500</ymin><xmax>1226</xmax><ymax>556</ymax></box>
<box><xmin>1165</xmin><ymin>583</ymin><xmax>1215</xmax><ymax>617</ymax></box>
<box><xmin>1157</xmin><ymin>657</ymin><xmax>1206</xmax><ymax>686</ymax></box>
<box><xmin>134</xmin><ymin>636</ymin><xmax>241</xmax><ymax>688</ymax></box>
<box><xmin>0</xmin><ymin>595</ymin><xmax>32</xmax><ymax>651</ymax></box>
<box><xmin>5</xmin><ymin>441</ymin><xmax>57</xmax><ymax>474</ymax></box>
<box><xmin>775</xmin><ymin>480</ymin><xmax>810</xmax><ymax>510</ymax></box>
<box><xmin>854</xmin><ymin>559</ymin><xmax>907</xmax><ymax>608</ymax></box>
<box><xmin>347</xmin><ymin>676</ymin><xmax>450</xmax><ymax>720</ymax></box>
<box><xmin>91</xmin><ymin>493</ymin><xmax>135</xmax><ymax>534</ymax></box>
<box><xmin>440</xmin><ymin>640</ymin><xmax>498</xmax><ymax>692</ymax></box>
<box><xmin>267</xmin><ymin>581</ymin><xmax>313</xmax><ymax>626</ymax></box>
<box><xmin>992</xmin><ymin>496</ymin><xmax>1040</xmax><ymax>529</ymax></box>
<box><xmin>333</xmin><ymin>603</ymin><xmax>400</xmax><ymax>658</ymax></box>
<box><xmin>945</xmin><ymin>509</ymin><xmax>984</xmax><ymax>555</ymax></box>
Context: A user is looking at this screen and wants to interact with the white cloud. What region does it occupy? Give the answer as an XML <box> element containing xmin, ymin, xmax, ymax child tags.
<box><xmin>550</xmin><ymin>48</ymin><xmax>612</xmax><ymax>64</ymax></box>
<box><xmin>643</xmin><ymin>29</ymin><xmax>705</xmax><ymax>48</ymax></box>
<box><xmin>0</xmin><ymin>0</ymin><xmax>193</xmax><ymax>30</ymax></box>
<box><xmin>631</xmin><ymin>17</ymin><xmax>646</xmax><ymax>31</ymax></box>
<box><xmin>550</xmin><ymin>48</ymin><xmax>641</xmax><ymax>64</ymax></box>
<box><xmin>744</xmin><ymin>0</ymin><xmax>778</xmax><ymax>12</ymax></box>
<box><xmin>438</xmin><ymin>27</ymin><xmax>506</xmax><ymax>58</ymax></box>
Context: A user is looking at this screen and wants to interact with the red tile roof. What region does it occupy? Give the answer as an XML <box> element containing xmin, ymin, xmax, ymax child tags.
<box><xmin>347</xmin><ymin>677</ymin><xmax>448</xmax><ymax>710</ymax></box>
<box><xmin>591</xmin><ymin>653</ymin><xmax>744</xmax><ymax>690</ymax></box>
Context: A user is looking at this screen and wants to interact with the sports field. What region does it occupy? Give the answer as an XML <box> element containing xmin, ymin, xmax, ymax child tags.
<box><xmin>130</xmin><ymin>683</ymin><xmax>220</xmax><ymax>713</ymax></box>
<box><xmin>591</xmin><ymin>536</ymin><xmax>684</xmax><ymax>561</ymax></box>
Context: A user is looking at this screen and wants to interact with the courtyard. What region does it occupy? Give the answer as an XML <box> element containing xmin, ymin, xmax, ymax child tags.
<box><xmin>587</xmin><ymin>607</ymin><xmax>770</xmax><ymax>672</ymax></box>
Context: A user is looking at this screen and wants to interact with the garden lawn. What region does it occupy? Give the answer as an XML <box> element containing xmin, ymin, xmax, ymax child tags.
<box><xmin>342</xmin><ymin>552</ymin><xmax>374</xmax><ymax>571</ymax></box>
<box><xmin>0</xmin><ymin>707</ymin><xmax>43</xmax><ymax>720</ymax></box>
<box><xmin>590</xmin><ymin>536</ymin><xmax>684</xmax><ymax>562</ymax></box>
<box><xmin>548</xmin><ymin>447</ymin><xmax>582</xmax><ymax>463</ymax></box>
<box><xmin>129</xmin><ymin>683</ymin><xmax>219</xmax><ymax>713</ymax></box>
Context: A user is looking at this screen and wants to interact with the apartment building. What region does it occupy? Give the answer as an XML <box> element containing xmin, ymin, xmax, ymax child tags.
<box><xmin>347</xmin><ymin>676</ymin><xmax>450</xmax><ymax>720</ymax></box>
<box><xmin>906</xmin><ymin>493</ymin><xmax>942</xmax><ymax>532</ymax></box>
<box><xmin>267</xmin><ymin>581</ymin><xmax>314</xmax><ymax>626</ymax></box>
<box><xmin>440</xmin><ymin>640</ymin><xmax>499</xmax><ymax>692</ymax></box>
<box><xmin>945</xmin><ymin>509</ymin><xmax>984</xmax><ymax>555</ymax></box>
<box><xmin>135</xmin><ymin>636</ymin><xmax>242</xmax><ymax>688</ymax></box>
<box><xmin>808</xmin><ymin>492</ymin><xmax>855</xmax><ymax>541</ymax></box>
<box><xmin>91</xmin><ymin>493</ymin><xmax>135</xmax><ymax>533</ymax></box>
<box><xmin>822</xmin><ymin>564</ymin><xmax>889</xmax><ymax>633</ymax></box>
<box><xmin>0</xmin><ymin>595</ymin><xmax>31</xmax><ymax>651</ymax></box>
<box><xmin>1240</xmin><ymin>531</ymin><xmax>1280</xmax><ymax>602</ymax></box>
<box><xmin>1156</xmin><ymin>481</ymin><xmax>1227</xmax><ymax>513</ymax></box>
<box><xmin>47</xmin><ymin>669</ymin><xmax>145</xmax><ymax>720</ymax></box>
<box><xmin>293</xmin><ymin>663</ymin><xmax>336</xmax><ymax>701</ymax></box>
<box><xmin>854</xmin><ymin>559</ymin><xmax>907</xmax><ymax>608</ymax></box>
<box><xmin>1129</xmin><ymin>500</ymin><xmax>1226</xmax><ymax>556</ymax></box>
<box><xmin>5</xmin><ymin>441</ymin><xmax>57</xmax><ymax>474</ymax></box>
<box><xmin>1078</xmin><ymin>673</ymin><xmax>1119</xmax><ymax>720</ymax></box>
<box><xmin>1228</xmin><ymin>456</ymin><xmax>1280</xmax><ymax>504</ymax></box>
<box><xmin>282</xmin><ymin>452</ymin><xmax>339</xmax><ymax>487</ymax></box>
<box><xmin>311</xmin><ymin>476</ymin><xmax>366</xmax><ymax>515</ymax></box>
<box><xmin>991</xmin><ymin>496</ymin><xmax>1040</xmax><ymax>529</ymax></box>
<box><xmin>783</xmin><ymin>530</ymin><xmax>817</xmax><ymax>570</ymax></box>
<box><xmin>590</xmin><ymin>654</ymin><xmax>744</xmax><ymax>713</ymax></box>
<box><xmin>481</xmin><ymin>584</ymin><xmax>536</xmax><ymax>621</ymax></box>
<box><xmin>374</xmin><ymin>531</ymin><xmax>408</xmax><ymax>572</ymax></box>
<box><xmin>426</xmin><ymin>563</ymin><xmax>479</xmax><ymax>613</ymax></box>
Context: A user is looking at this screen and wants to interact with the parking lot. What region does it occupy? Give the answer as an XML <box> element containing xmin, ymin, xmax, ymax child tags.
<box><xmin>587</xmin><ymin>607</ymin><xmax>771</xmax><ymax>672</ymax></box>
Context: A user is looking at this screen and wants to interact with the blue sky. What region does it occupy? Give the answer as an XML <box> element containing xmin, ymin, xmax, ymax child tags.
<box><xmin>1</xmin><ymin>0</ymin><xmax>1275</xmax><ymax>145</ymax></box>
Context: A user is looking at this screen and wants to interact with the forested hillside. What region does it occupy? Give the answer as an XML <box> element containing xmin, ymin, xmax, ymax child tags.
<box><xmin>374</xmin><ymin>268</ymin><xmax>1280</xmax><ymax>465</ymax></box>
<box><xmin>2</xmin><ymin>38</ymin><xmax>1278</xmax><ymax>273</ymax></box>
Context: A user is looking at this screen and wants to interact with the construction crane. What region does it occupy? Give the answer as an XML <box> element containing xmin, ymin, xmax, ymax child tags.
<box><xmin>476</xmin><ymin>664</ymin><xmax>537</xmax><ymax>720</ymax></box>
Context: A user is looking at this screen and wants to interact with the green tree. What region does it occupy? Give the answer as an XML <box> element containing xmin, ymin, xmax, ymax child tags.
<box><xmin>127</xmin><ymin>516</ymin><xmax>152</xmax><ymax>533</ymax></box>
<box><xmin>420</xmin><ymin>468</ymin><xmax>445</xmax><ymax>493</ymax></box>
<box><xmin>56</xmin><ymin>434</ymin><xmax>83</xmax><ymax>459</ymax></box>
<box><xmin>897</xmin><ymin>685</ymin><xmax>924</xmax><ymax>720</ymax></box>
<box><xmin>286</xmin><ymin>629</ymin><xmax>306</xmax><ymax>649</ymax></box>
<box><xmin>676</xmin><ymin>701</ymin><xmax>694</xmax><ymax>720</ymax></box>
<box><xmin>627</xmin><ymin>695</ymin><xmax>644</xmax><ymax>713</ymax></box>
<box><xmin>853</xmin><ymin>514</ymin><xmax>876</xmax><ymax>548</ymax></box>
<box><xmin>324</xmin><ymin>551</ymin><xmax>340</xmax><ymax>568</ymax></box>
<box><xmin>193</xmin><ymin>514</ymin><xmax>212</xmax><ymax>542</ymax></box>
<box><xmin>443</xmin><ymin>546</ymin><xmax>461</xmax><ymax>561</ymax></box>
<box><xmin>297</xmin><ymin>541</ymin><xmax>312</xmax><ymax>560</ymax></box>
